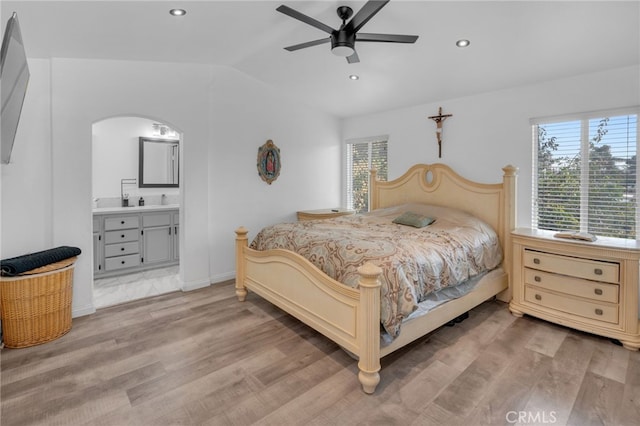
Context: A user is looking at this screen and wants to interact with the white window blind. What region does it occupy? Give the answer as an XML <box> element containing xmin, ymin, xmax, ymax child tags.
<box><xmin>345</xmin><ymin>137</ymin><xmax>388</xmax><ymax>213</ymax></box>
<box><xmin>532</xmin><ymin>110</ymin><xmax>639</xmax><ymax>239</ymax></box>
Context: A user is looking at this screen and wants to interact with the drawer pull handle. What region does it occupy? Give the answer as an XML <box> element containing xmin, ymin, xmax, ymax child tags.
<box><xmin>594</xmin><ymin>288</ymin><xmax>603</xmax><ymax>295</ymax></box>
<box><xmin>595</xmin><ymin>308</ymin><xmax>603</xmax><ymax>316</ymax></box>
<box><xmin>534</xmin><ymin>276</ymin><xmax>541</xmax><ymax>282</ymax></box>
<box><xmin>535</xmin><ymin>294</ymin><xmax>542</xmax><ymax>301</ymax></box>
<box><xmin>121</xmin><ymin>260</ymin><xmax>126</xmax><ymax>265</ymax></box>
<box><xmin>533</xmin><ymin>258</ymin><xmax>540</xmax><ymax>264</ymax></box>
<box><xmin>121</xmin><ymin>220</ymin><xmax>125</xmax><ymax>224</ymax></box>
<box><xmin>121</xmin><ymin>247</ymin><xmax>125</xmax><ymax>251</ymax></box>
<box><xmin>594</xmin><ymin>268</ymin><xmax>603</xmax><ymax>275</ymax></box>
<box><xmin>121</xmin><ymin>234</ymin><xmax>125</xmax><ymax>238</ymax></box>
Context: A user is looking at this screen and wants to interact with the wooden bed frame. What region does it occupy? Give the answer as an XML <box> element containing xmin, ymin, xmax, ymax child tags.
<box><xmin>235</xmin><ymin>163</ymin><xmax>517</xmax><ymax>394</ymax></box>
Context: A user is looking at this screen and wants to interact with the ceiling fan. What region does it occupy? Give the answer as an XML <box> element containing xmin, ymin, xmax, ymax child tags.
<box><xmin>276</xmin><ymin>0</ymin><xmax>418</xmax><ymax>64</ymax></box>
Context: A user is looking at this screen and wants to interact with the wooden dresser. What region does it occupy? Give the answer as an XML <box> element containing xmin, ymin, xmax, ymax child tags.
<box><xmin>510</xmin><ymin>228</ymin><xmax>640</xmax><ymax>350</ymax></box>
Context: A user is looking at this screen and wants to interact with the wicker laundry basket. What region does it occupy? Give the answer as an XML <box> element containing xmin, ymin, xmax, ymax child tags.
<box><xmin>0</xmin><ymin>257</ymin><xmax>76</xmax><ymax>348</ymax></box>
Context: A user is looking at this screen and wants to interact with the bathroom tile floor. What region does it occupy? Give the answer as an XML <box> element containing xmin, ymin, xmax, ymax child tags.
<box><xmin>93</xmin><ymin>266</ymin><xmax>180</xmax><ymax>309</ymax></box>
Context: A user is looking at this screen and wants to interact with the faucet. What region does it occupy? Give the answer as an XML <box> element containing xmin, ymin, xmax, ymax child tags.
<box><xmin>120</xmin><ymin>178</ymin><xmax>137</xmax><ymax>207</ymax></box>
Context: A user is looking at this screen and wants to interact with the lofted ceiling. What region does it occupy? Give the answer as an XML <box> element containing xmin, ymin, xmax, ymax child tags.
<box><xmin>2</xmin><ymin>1</ymin><xmax>639</xmax><ymax>118</ymax></box>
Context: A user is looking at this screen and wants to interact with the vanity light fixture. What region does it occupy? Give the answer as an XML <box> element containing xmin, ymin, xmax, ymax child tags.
<box><xmin>349</xmin><ymin>74</ymin><xmax>359</xmax><ymax>80</ymax></box>
<box><xmin>169</xmin><ymin>9</ymin><xmax>186</xmax><ymax>16</ymax></box>
<box><xmin>152</xmin><ymin>123</ymin><xmax>178</xmax><ymax>138</ymax></box>
<box><xmin>456</xmin><ymin>39</ymin><xmax>470</xmax><ymax>48</ymax></box>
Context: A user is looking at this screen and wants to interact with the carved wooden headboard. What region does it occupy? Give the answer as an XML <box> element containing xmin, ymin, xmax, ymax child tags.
<box><xmin>370</xmin><ymin>163</ymin><xmax>518</xmax><ymax>279</ymax></box>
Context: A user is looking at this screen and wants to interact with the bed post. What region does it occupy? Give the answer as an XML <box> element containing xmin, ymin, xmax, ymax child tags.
<box><xmin>499</xmin><ymin>165</ymin><xmax>518</xmax><ymax>302</ymax></box>
<box><xmin>369</xmin><ymin>168</ymin><xmax>379</xmax><ymax>211</ymax></box>
<box><xmin>235</xmin><ymin>227</ymin><xmax>249</xmax><ymax>302</ymax></box>
<box><xmin>356</xmin><ymin>262</ymin><xmax>382</xmax><ymax>394</ymax></box>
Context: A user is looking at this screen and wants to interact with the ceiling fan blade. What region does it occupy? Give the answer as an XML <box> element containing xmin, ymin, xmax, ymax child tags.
<box><xmin>346</xmin><ymin>50</ymin><xmax>360</xmax><ymax>64</ymax></box>
<box><xmin>357</xmin><ymin>33</ymin><xmax>419</xmax><ymax>43</ymax></box>
<box><xmin>276</xmin><ymin>5</ymin><xmax>335</xmax><ymax>35</ymax></box>
<box><xmin>283</xmin><ymin>38</ymin><xmax>330</xmax><ymax>52</ymax></box>
<box><xmin>345</xmin><ymin>0</ymin><xmax>390</xmax><ymax>34</ymax></box>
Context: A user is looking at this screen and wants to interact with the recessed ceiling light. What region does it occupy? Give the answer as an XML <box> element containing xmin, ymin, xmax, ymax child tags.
<box><xmin>456</xmin><ymin>39</ymin><xmax>470</xmax><ymax>48</ymax></box>
<box><xmin>349</xmin><ymin>75</ymin><xmax>359</xmax><ymax>80</ymax></box>
<box><xmin>169</xmin><ymin>9</ymin><xmax>186</xmax><ymax>16</ymax></box>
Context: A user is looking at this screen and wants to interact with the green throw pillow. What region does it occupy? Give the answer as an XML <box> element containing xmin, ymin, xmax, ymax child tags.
<box><xmin>392</xmin><ymin>212</ymin><xmax>435</xmax><ymax>228</ymax></box>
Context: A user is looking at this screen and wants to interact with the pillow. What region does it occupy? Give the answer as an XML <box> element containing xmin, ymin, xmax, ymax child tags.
<box><xmin>392</xmin><ymin>211</ymin><xmax>435</xmax><ymax>228</ymax></box>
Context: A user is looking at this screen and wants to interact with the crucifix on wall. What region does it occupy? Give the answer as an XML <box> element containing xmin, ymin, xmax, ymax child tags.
<box><xmin>428</xmin><ymin>107</ymin><xmax>453</xmax><ymax>158</ymax></box>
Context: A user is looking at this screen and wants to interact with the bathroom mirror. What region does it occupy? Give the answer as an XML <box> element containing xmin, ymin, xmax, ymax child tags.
<box><xmin>138</xmin><ymin>137</ymin><xmax>179</xmax><ymax>188</ymax></box>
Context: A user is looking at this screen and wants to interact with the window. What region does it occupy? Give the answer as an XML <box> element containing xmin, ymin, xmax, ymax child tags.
<box><xmin>532</xmin><ymin>109</ymin><xmax>639</xmax><ymax>239</ymax></box>
<box><xmin>345</xmin><ymin>137</ymin><xmax>388</xmax><ymax>213</ymax></box>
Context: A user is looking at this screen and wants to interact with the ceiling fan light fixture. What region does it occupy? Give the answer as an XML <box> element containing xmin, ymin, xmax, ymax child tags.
<box><xmin>456</xmin><ymin>39</ymin><xmax>470</xmax><ymax>48</ymax></box>
<box><xmin>332</xmin><ymin>45</ymin><xmax>355</xmax><ymax>57</ymax></box>
<box><xmin>331</xmin><ymin>31</ymin><xmax>355</xmax><ymax>57</ymax></box>
<box><xmin>169</xmin><ymin>9</ymin><xmax>186</xmax><ymax>16</ymax></box>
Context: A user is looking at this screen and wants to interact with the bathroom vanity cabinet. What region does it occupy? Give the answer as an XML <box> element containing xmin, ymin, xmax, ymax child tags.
<box><xmin>93</xmin><ymin>206</ymin><xmax>179</xmax><ymax>277</ymax></box>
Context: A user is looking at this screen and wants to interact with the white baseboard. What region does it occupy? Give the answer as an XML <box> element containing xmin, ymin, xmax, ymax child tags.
<box><xmin>181</xmin><ymin>271</ymin><xmax>234</xmax><ymax>292</ymax></box>
<box><xmin>72</xmin><ymin>303</ymin><xmax>96</xmax><ymax>318</ymax></box>
<box><xmin>210</xmin><ymin>271</ymin><xmax>234</xmax><ymax>285</ymax></box>
<box><xmin>182</xmin><ymin>277</ymin><xmax>212</xmax><ymax>292</ymax></box>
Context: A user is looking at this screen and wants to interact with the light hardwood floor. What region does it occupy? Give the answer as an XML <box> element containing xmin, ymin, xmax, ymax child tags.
<box><xmin>1</xmin><ymin>280</ymin><xmax>639</xmax><ymax>426</ymax></box>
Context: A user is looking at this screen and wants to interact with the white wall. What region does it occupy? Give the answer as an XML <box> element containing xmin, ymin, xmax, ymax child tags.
<box><xmin>208</xmin><ymin>67</ymin><xmax>342</xmax><ymax>280</ymax></box>
<box><xmin>2</xmin><ymin>57</ymin><xmax>341</xmax><ymax>318</ymax></box>
<box><xmin>342</xmin><ymin>65</ymin><xmax>640</xmax><ymax>229</ymax></box>
<box><xmin>1</xmin><ymin>58</ymin><xmax>53</xmax><ymax>258</ymax></box>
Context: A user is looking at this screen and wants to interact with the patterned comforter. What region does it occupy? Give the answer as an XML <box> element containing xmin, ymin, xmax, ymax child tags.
<box><xmin>250</xmin><ymin>203</ymin><xmax>503</xmax><ymax>338</ymax></box>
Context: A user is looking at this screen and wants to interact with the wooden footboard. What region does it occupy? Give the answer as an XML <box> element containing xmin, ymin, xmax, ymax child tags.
<box><xmin>235</xmin><ymin>227</ymin><xmax>383</xmax><ymax>393</ymax></box>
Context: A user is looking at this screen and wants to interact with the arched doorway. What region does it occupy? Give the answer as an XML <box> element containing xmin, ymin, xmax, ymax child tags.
<box><xmin>91</xmin><ymin>116</ymin><xmax>182</xmax><ymax>308</ymax></box>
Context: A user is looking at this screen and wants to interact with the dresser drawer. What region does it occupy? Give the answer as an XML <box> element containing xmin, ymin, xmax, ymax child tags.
<box><xmin>523</xmin><ymin>249</ymin><xmax>619</xmax><ymax>284</ymax></box>
<box><xmin>105</xmin><ymin>254</ymin><xmax>140</xmax><ymax>271</ymax></box>
<box><xmin>105</xmin><ymin>229</ymin><xmax>140</xmax><ymax>244</ymax></box>
<box><xmin>104</xmin><ymin>241</ymin><xmax>139</xmax><ymax>258</ymax></box>
<box><xmin>104</xmin><ymin>216</ymin><xmax>140</xmax><ymax>231</ymax></box>
<box><xmin>524</xmin><ymin>286</ymin><xmax>619</xmax><ymax>324</ymax></box>
<box><xmin>524</xmin><ymin>268</ymin><xmax>619</xmax><ymax>303</ymax></box>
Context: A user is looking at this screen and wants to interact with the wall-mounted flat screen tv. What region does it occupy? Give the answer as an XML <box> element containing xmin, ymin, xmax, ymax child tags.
<box><xmin>1</xmin><ymin>12</ymin><xmax>29</xmax><ymax>164</ymax></box>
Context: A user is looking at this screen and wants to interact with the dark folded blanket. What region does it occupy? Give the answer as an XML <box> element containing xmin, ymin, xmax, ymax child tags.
<box><xmin>1</xmin><ymin>246</ymin><xmax>82</xmax><ymax>276</ymax></box>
